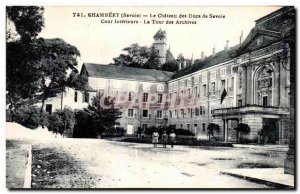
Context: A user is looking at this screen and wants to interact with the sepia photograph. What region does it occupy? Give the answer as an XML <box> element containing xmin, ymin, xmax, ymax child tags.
<box><xmin>5</xmin><ymin>5</ymin><xmax>295</xmax><ymax>189</ymax></box>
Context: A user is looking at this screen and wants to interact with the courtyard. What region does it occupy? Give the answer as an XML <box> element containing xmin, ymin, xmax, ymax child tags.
<box><xmin>7</xmin><ymin>136</ymin><xmax>291</xmax><ymax>189</ymax></box>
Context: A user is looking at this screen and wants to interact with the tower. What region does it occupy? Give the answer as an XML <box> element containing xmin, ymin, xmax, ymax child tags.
<box><xmin>153</xmin><ymin>29</ymin><xmax>167</xmax><ymax>64</ymax></box>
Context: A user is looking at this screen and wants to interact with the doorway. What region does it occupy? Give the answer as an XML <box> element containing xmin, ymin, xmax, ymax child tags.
<box><xmin>127</xmin><ymin>124</ymin><xmax>134</xmax><ymax>135</ymax></box>
<box><xmin>262</xmin><ymin>118</ymin><xmax>279</xmax><ymax>144</ymax></box>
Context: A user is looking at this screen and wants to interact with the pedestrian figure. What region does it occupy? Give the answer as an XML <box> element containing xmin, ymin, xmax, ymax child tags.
<box><xmin>152</xmin><ymin>130</ymin><xmax>159</xmax><ymax>148</ymax></box>
<box><xmin>162</xmin><ymin>130</ymin><xmax>168</xmax><ymax>148</ymax></box>
<box><xmin>169</xmin><ymin>130</ymin><xmax>176</xmax><ymax>148</ymax></box>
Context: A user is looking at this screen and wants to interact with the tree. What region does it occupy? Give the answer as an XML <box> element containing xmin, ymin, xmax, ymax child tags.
<box><xmin>7</xmin><ymin>38</ymin><xmax>88</xmax><ymax>113</ymax></box>
<box><xmin>207</xmin><ymin>123</ymin><xmax>220</xmax><ymax>141</ymax></box>
<box><xmin>88</xmin><ymin>93</ymin><xmax>122</xmax><ymax>136</ymax></box>
<box><xmin>161</xmin><ymin>60</ymin><xmax>179</xmax><ymax>72</ymax></box>
<box><xmin>177</xmin><ymin>53</ymin><xmax>185</xmax><ymax>64</ymax></box>
<box><xmin>112</xmin><ymin>44</ymin><xmax>160</xmax><ymax>69</ymax></box>
<box><xmin>7</xmin><ymin>6</ymin><xmax>44</xmax><ymax>41</ymax></box>
<box><xmin>6</xmin><ymin>6</ymin><xmax>88</xmax><ymax>114</ymax></box>
<box><xmin>48</xmin><ymin>107</ymin><xmax>75</xmax><ymax>137</ymax></box>
<box><xmin>235</xmin><ymin>123</ymin><xmax>250</xmax><ymax>142</ymax></box>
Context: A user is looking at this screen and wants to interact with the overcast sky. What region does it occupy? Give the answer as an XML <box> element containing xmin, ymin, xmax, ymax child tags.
<box><xmin>38</xmin><ymin>6</ymin><xmax>280</xmax><ymax>69</ymax></box>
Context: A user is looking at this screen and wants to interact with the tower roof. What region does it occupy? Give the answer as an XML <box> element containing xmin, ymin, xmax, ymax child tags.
<box><xmin>153</xmin><ymin>29</ymin><xmax>166</xmax><ymax>38</ymax></box>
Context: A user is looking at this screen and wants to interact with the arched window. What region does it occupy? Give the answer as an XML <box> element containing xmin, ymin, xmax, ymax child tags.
<box><xmin>255</xmin><ymin>66</ymin><xmax>273</xmax><ymax>106</ymax></box>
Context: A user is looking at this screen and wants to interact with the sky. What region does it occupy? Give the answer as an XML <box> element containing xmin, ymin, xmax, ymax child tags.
<box><xmin>38</xmin><ymin>6</ymin><xmax>281</xmax><ymax>69</ymax></box>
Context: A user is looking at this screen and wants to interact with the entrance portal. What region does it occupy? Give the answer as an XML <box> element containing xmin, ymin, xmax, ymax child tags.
<box><xmin>262</xmin><ymin>118</ymin><xmax>279</xmax><ymax>144</ymax></box>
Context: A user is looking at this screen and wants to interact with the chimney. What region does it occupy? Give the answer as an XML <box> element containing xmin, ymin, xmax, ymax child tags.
<box><xmin>224</xmin><ymin>40</ymin><xmax>229</xmax><ymax>51</ymax></box>
<box><xmin>201</xmin><ymin>52</ymin><xmax>205</xmax><ymax>60</ymax></box>
<box><xmin>240</xmin><ymin>30</ymin><xmax>243</xmax><ymax>44</ymax></box>
<box><xmin>191</xmin><ymin>53</ymin><xmax>194</xmax><ymax>65</ymax></box>
<box><xmin>212</xmin><ymin>45</ymin><xmax>216</xmax><ymax>56</ymax></box>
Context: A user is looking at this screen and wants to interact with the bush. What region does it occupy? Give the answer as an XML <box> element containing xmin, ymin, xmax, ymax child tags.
<box><xmin>73</xmin><ymin>110</ymin><xmax>98</xmax><ymax>138</ymax></box>
<box><xmin>10</xmin><ymin>105</ymin><xmax>45</xmax><ymax>129</ymax></box>
<box><xmin>47</xmin><ymin>107</ymin><xmax>75</xmax><ymax>137</ymax></box>
<box><xmin>102</xmin><ymin>127</ymin><xmax>125</xmax><ymax>137</ymax></box>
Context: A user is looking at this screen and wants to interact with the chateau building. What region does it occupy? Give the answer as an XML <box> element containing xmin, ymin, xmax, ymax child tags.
<box><xmin>44</xmin><ymin>7</ymin><xmax>294</xmax><ymax>144</ymax></box>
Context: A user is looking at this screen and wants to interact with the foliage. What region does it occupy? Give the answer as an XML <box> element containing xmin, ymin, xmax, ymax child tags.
<box><xmin>161</xmin><ymin>60</ymin><xmax>179</xmax><ymax>72</ymax></box>
<box><xmin>11</xmin><ymin>104</ymin><xmax>46</xmax><ymax>129</ymax></box>
<box><xmin>235</xmin><ymin>123</ymin><xmax>250</xmax><ymax>142</ymax></box>
<box><xmin>47</xmin><ymin>107</ymin><xmax>75</xmax><ymax>136</ymax></box>
<box><xmin>7</xmin><ymin>6</ymin><xmax>44</xmax><ymax>41</ymax></box>
<box><xmin>236</xmin><ymin>123</ymin><xmax>250</xmax><ymax>133</ymax></box>
<box><xmin>102</xmin><ymin>127</ymin><xmax>126</xmax><ymax>137</ymax></box>
<box><xmin>73</xmin><ymin>93</ymin><xmax>122</xmax><ymax>138</ymax></box>
<box><xmin>73</xmin><ymin>110</ymin><xmax>97</xmax><ymax>138</ymax></box>
<box><xmin>112</xmin><ymin>44</ymin><xmax>160</xmax><ymax>69</ymax></box>
<box><xmin>207</xmin><ymin>123</ymin><xmax>220</xmax><ymax>141</ymax></box>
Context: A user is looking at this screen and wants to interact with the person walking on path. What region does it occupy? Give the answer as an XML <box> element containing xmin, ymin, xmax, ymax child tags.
<box><xmin>152</xmin><ymin>130</ymin><xmax>159</xmax><ymax>148</ymax></box>
<box><xmin>169</xmin><ymin>130</ymin><xmax>176</xmax><ymax>148</ymax></box>
<box><xmin>162</xmin><ymin>130</ymin><xmax>168</xmax><ymax>148</ymax></box>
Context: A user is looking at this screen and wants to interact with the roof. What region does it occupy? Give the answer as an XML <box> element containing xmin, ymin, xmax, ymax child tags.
<box><xmin>171</xmin><ymin>45</ymin><xmax>239</xmax><ymax>79</ymax></box>
<box><xmin>166</xmin><ymin>49</ymin><xmax>176</xmax><ymax>63</ymax></box>
<box><xmin>153</xmin><ymin>29</ymin><xmax>166</xmax><ymax>38</ymax></box>
<box><xmin>81</xmin><ymin>63</ymin><xmax>174</xmax><ymax>82</ymax></box>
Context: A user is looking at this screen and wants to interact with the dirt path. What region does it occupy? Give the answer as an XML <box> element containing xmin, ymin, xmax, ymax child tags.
<box><xmin>29</xmin><ymin>138</ymin><xmax>286</xmax><ymax>188</ymax></box>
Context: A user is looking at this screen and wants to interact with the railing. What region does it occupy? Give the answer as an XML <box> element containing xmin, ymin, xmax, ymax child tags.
<box><xmin>212</xmin><ymin>104</ymin><xmax>290</xmax><ymax>115</ymax></box>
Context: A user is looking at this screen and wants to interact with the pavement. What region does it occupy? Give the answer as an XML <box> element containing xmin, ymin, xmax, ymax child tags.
<box><xmin>221</xmin><ymin>168</ymin><xmax>294</xmax><ymax>189</ymax></box>
<box><xmin>6</xmin><ymin>140</ymin><xmax>31</xmax><ymax>188</ymax></box>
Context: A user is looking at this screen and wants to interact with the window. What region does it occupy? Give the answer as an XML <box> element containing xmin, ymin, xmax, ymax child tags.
<box><xmin>221</xmin><ymin>80</ymin><xmax>226</xmax><ymax>91</ymax></box>
<box><xmin>74</xmin><ymin>91</ymin><xmax>78</xmax><ymax>102</ymax></box>
<box><xmin>99</xmin><ymin>89</ymin><xmax>105</xmax><ymax>95</ymax></box>
<box><xmin>200</xmin><ymin>106</ymin><xmax>206</xmax><ymax>115</ymax></box>
<box><xmin>202</xmin><ymin>84</ymin><xmax>207</xmax><ymax>97</ymax></box>
<box><xmin>263</xmin><ymin>96</ymin><xmax>268</xmax><ymax>107</ymax></box>
<box><xmin>180</xmin><ymin>81</ymin><xmax>184</xmax><ymax>88</ymax></box>
<box><xmin>187</xmin><ymin>108</ymin><xmax>191</xmax><ymax>117</ymax></box>
<box><xmin>169</xmin><ymin>93</ymin><xmax>172</xmax><ymax>100</ymax></box>
<box><xmin>180</xmin><ymin>124</ymin><xmax>183</xmax><ymax>129</ymax></box>
<box><xmin>45</xmin><ymin>104</ymin><xmax>52</xmax><ymax>115</ymax></box>
<box><xmin>229</xmin><ymin>77</ymin><xmax>234</xmax><ymax>91</ymax></box>
<box><xmin>142</xmin><ymin>110</ymin><xmax>148</xmax><ymax>118</ymax></box>
<box><xmin>175</xmin><ymin>110</ymin><xmax>178</xmax><ymax>118</ymax></box>
<box><xmin>195</xmin><ymin>108</ymin><xmax>199</xmax><ymax>116</ymax></box>
<box><xmin>220</xmin><ymin>68</ymin><xmax>227</xmax><ymax>77</ymax></box>
<box><xmin>157</xmin><ymin>110</ymin><xmax>163</xmax><ymax>119</ymax></box>
<box><xmin>84</xmin><ymin>92</ymin><xmax>89</xmax><ymax>103</ymax></box>
<box><xmin>194</xmin><ymin>86</ymin><xmax>199</xmax><ymax>97</ymax></box>
<box><xmin>157</xmin><ymin>84</ymin><xmax>164</xmax><ymax>92</ymax></box>
<box><xmin>169</xmin><ymin>84</ymin><xmax>173</xmax><ymax>91</ymax></box>
<box><xmin>181</xmin><ymin>109</ymin><xmax>184</xmax><ymax>118</ymax></box>
<box><xmin>202</xmin><ymin>123</ymin><xmax>206</xmax><ymax>132</ymax></box>
<box><xmin>158</xmin><ymin>93</ymin><xmax>163</xmax><ymax>104</ymax></box>
<box><xmin>113</xmin><ymin>90</ymin><xmax>119</xmax><ymax>99</ymax></box>
<box><xmin>211</xmin><ymin>71</ymin><xmax>216</xmax><ymax>80</ymax></box>
<box><xmin>128</xmin><ymin>82</ymin><xmax>136</xmax><ymax>90</ymax></box>
<box><xmin>143</xmin><ymin>83</ymin><xmax>150</xmax><ymax>91</ymax></box>
<box><xmin>202</xmin><ymin>74</ymin><xmax>207</xmax><ymax>83</ymax></box>
<box><xmin>169</xmin><ymin>110</ymin><xmax>172</xmax><ymax>118</ymax></box>
<box><xmin>211</xmin><ymin>82</ymin><xmax>216</xmax><ymax>94</ymax></box>
<box><xmin>128</xmin><ymin>109</ymin><xmax>134</xmax><ymax>118</ymax></box>
<box><xmin>239</xmin><ymin>71</ymin><xmax>242</xmax><ymax>89</ymax></box>
<box><xmin>194</xmin><ymin>76</ymin><xmax>199</xmax><ymax>85</ymax></box>
<box><xmin>143</xmin><ymin>93</ymin><xmax>148</xmax><ymax>102</ymax></box>
<box><xmin>187</xmin><ymin>79</ymin><xmax>191</xmax><ymax>87</ymax></box>
<box><xmin>188</xmin><ymin>88</ymin><xmax>191</xmax><ymax>96</ymax></box>
<box><xmin>187</xmin><ymin>124</ymin><xmax>190</xmax><ymax>130</ymax></box>
<box><xmin>238</xmin><ymin>99</ymin><xmax>242</xmax><ymax>107</ymax></box>
<box><xmin>128</xmin><ymin>91</ymin><xmax>133</xmax><ymax>101</ymax></box>
<box><xmin>142</xmin><ymin>124</ymin><xmax>148</xmax><ymax>130</ymax></box>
